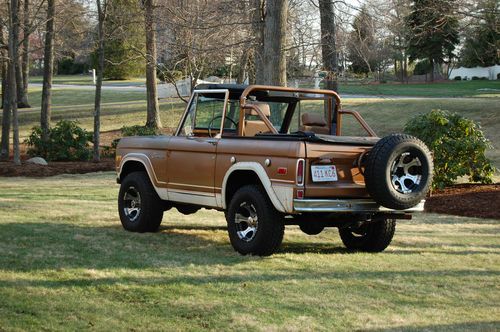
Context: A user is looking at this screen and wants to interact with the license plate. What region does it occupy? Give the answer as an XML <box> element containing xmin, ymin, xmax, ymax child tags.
<box><xmin>311</xmin><ymin>165</ymin><xmax>338</xmax><ymax>182</ymax></box>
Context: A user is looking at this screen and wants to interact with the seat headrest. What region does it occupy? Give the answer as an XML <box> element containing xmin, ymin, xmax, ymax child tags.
<box><xmin>302</xmin><ymin>113</ymin><xmax>327</xmax><ymax>126</ymax></box>
<box><xmin>246</xmin><ymin>102</ymin><xmax>270</xmax><ymax>117</ymax></box>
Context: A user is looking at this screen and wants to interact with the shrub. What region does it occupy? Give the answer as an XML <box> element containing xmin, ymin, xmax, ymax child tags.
<box><xmin>57</xmin><ymin>57</ymin><xmax>88</xmax><ymax>75</ymax></box>
<box><xmin>413</xmin><ymin>59</ymin><xmax>432</xmax><ymax>75</ymax></box>
<box><xmin>110</xmin><ymin>125</ymin><xmax>160</xmax><ymax>152</ymax></box>
<box><xmin>453</xmin><ymin>76</ymin><xmax>461</xmax><ymax>80</ymax></box>
<box><xmin>497</xmin><ymin>73</ymin><xmax>500</xmax><ymax>80</ymax></box>
<box><xmin>25</xmin><ymin>120</ymin><xmax>93</xmax><ymax>161</ymax></box>
<box><xmin>404</xmin><ymin>110</ymin><xmax>495</xmax><ymax>189</ymax></box>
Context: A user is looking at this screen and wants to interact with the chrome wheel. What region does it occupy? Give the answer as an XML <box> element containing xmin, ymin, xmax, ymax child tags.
<box><xmin>390</xmin><ymin>152</ymin><xmax>422</xmax><ymax>194</ymax></box>
<box><xmin>123</xmin><ymin>186</ymin><xmax>141</xmax><ymax>222</ymax></box>
<box><xmin>234</xmin><ymin>202</ymin><xmax>258</xmax><ymax>242</ymax></box>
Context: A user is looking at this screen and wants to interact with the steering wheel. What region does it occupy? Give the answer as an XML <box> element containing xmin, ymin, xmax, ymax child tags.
<box><xmin>207</xmin><ymin>115</ymin><xmax>238</xmax><ymax>138</ymax></box>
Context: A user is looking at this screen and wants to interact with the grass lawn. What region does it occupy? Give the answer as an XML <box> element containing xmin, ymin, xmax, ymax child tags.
<box><xmin>338</xmin><ymin>80</ymin><xmax>500</xmax><ymax>98</ymax></box>
<box><xmin>29</xmin><ymin>75</ymin><xmax>146</xmax><ymax>86</ymax></box>
<box><xmin>0</xmin><ymin>173</ymin><xmax>499</xmax><ymax>331</ymax></box>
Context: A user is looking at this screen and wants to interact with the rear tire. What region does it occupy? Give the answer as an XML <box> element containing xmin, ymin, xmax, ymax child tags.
<box><xmin>118</xmin><ymin>171</ymin><xmax>164</xmax><ymax>232</ymax></box>
<box><xmin>339</xmin><ymin>219</ymin><xmax>395</xmax><ymax>252</ymax></box>
<box><xmin>226</xmin><ymin>185</ymin><xmax>284</xmax><ymax>256</ymax></box>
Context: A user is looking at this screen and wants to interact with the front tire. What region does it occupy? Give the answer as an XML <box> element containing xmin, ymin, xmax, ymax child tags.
<box><xmin>339</xmin><ymin>219</ymin><xmax>396</xmax><ymax>252</ymax></box>
<box><xmin>118</xmin><ymin>171</ymin><xmax>164</xmax><ymax>232</ymax></box>
<box><xmin>226</xmin><ymin>185</ymin><xmax>284</xmax><ymax>256</ymax></box>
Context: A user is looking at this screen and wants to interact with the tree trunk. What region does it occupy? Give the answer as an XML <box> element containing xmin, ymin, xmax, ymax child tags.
<box><xmin>252</xmin><ymin>0</ymin><xmax>265</xmax><ymax>84</ymax></box>
<box><xmin>40</xmin><ymin>0</ymin><xmax>55</xmax><ymax>142</ymax></box>
<box><xmin>262</xmin><ymin>0</ymin><xmax>287</xmax><ymax>86</ymax></box>
<box><xmin>429</xmin><ymin>57</ymin><xmax>434</xmax><ymax>82</ymax></box>
<box><xmin>236</xmin><ymin>49</ymin><xmax>249</xmax><ymax>84</ymax></box>
<box><xmin>144</xmin><ymin>0</ymin><xmax>161</xmax><ymax>129</ymax></box>
<box><xmin>20</xmin><ymin>0</ymin><xmax>31</xmax><ymax>108</ymax></box>
<box><xmin>93</xmin><ymin>0</ymin><xmax>106</xmax><ymax>162</ymax></box>
<box><xmin>8</xmin><ymin>0</ymin><xmax>21</xmax><ymax>165</ymax></box>
<box><xmin>318</xmin><ymin>0</ymin><xmax>338</xmax><ymax>92</ymax></box>
<box><xmin>1</xmin><ymin>24</ymin><xmax>11</xmax><ymax>161</ymax></box>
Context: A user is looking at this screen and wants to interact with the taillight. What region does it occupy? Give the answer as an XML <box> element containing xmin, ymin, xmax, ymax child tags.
<box><xmin>296</xmin><ymin>159</ymin><xmax>305</xmax><ymax>186</ymax></box>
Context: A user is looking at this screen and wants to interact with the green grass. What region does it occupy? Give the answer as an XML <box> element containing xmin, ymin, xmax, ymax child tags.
<box><xmin>338</xmin><ymin>80</ymin><xmax>500</xmax><ymax>98</ymax></box>
<box><xmin>26</xmin><ymin>87</ymin><xmax>146</xmax><ymax>107</ymax></box>
<box><xmin>0</xmin><ymin>173</ymin><xmax>499</xmax><ymax>331</ymax></box>
<box><xmin>29</xmin><ymin>75</ymin><xmax>146</xmax><ymax>86</ymax></box>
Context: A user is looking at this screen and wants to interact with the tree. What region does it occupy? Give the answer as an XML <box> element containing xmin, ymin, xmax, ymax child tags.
<box><xmin>93</xmin><ymin>0</ymin><xmax>108</xmax><ymax>162</ymax></box>
<box><xmin>347</xmin><ymin>5</ymin><xmax>377</xmax><ymax>76</ymax></box>
<box><xmin>95</xmin><ymin>0</ymin><xmax>144</xmax><ymax>80</ymax></box>
<box><xmin>143</xmin><ymin>0</ymin><xmax>161</xmax><ymax>129</ymax></box>
<box><xmin>0</xmin><ymin>23</ymin><xmax>11</xmax><ymax>161</ymax></box>
<box><xmin>262</xmin><ymin>0</ymin><xmax>288</xmax><ymax>86</ymax></box>
<box><xmin>20</xmin><ymin>0</ymin><xmax>31</xmax><ymax>108</ymax></box>
<box><xmin>252</xmin><ymin>0</ymin><xmax>265</xmax><ymax>84</ymax></box>
<box><xmin>459</xmin><ymin>0</ymin><xmax>499</xmax><ymax>67</ymax></box>
<box><xmin>318</xmin><ymin>0</ymin><xmax>338</xmax><ymax>91</ymax></box>
<box><xmin>6</xmin><ymin>0</ymin><xmax>21</xmax><ymax>165</ymax></box>
<box><xmin>40</xmin><ymin>0</ymin><xmax>55</xmax><ymax>143</ymax></box>
<box><xmin>406</xmin><ymin>0</ymin><xmax>459</xmax><ymax>81</ymax></box>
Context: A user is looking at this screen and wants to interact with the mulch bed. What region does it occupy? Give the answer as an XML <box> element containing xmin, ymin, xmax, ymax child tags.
<box><xmin>0</xmin><ymin>160</ymin><xmax>498</xmax><ymax>219</ymax></box>
<box><xmin>425</xmin><ymin>184</ymin><xmax>500</xmax><ymax>219</ymax></box>
<box><xmin>0</xmin><ymin>160</ymin><xmax>115</xmax><ymax>177</ymax></box>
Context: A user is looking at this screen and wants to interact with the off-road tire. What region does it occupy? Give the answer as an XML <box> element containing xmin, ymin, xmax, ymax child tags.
<box><xmin>226</xmin><ymin>185</ymin><xmax>284</xmax><ymax>256</ymax></box>
<box><xmin>118</xmin><ymin>171</ymin><xmax>164</xmax><ymax>232</ymax></box>
<box><xmin>339</xmin><ymin>219</ymin><xmax>396</xmax><ymax>252</ymax></box>
<box><xmin>364</xmin><ymin>134</ymin><xmax>433</xmax><ymax>210</ymax></box>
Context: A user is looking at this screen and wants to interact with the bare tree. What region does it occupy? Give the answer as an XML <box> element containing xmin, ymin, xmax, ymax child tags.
<box><xmin>20</xmin><ymin>0</ymin><xmax>31</xmax><ymax>107</ymax></box>
<box><xmin>262</xmin><ymin>0</ymin><xmax>288</xmax><ymax>86</ymax></box>
<box><xmin>40</xmin><ymin>0</ymin><xmax>55</xmax><ymax>142</ymax></box>
<box><xmin>6</xmin><ymin>0</ymin><xmax>21</xmax><ymax>165</ymax></box>
<box><xmin>93</xmin><ymin>0</ymin><xmax>108</xmax><ymax>162</ymax></box>
<box><xmin>0</xmin><ymin>23</ymin><xmax>11</xmax><ymax>161</ymax></box>
<box><xmin>252</xmin><ymin>0</ymin><xmax>265</xmax><ymax>84</ymax></box>
<box><xmin>319</xmin><ymin>0</ymin><xmax>338</xmax><ymax>91</ymax></box>
<box><xmin>143</xmin><ymin>0</ymin><xmax>161</xmax><ymax>129</ymax></box>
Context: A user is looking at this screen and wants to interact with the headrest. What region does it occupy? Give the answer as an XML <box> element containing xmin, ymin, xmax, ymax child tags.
<box><xmin>246</xmin><ymin>102</ymin><xmax>270</xmax><ymax>117</ymax></box>
<box><xmin>302</xmin><ymin>113</ymin><xmax>327</xmax><ymax>126</ymax></box>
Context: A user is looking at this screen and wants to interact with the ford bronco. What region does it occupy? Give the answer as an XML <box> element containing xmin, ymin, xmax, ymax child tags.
<box><xmin>116</xmin><ymin>84</ymin><xmax>433</xmax><ymax>256</ymax></box>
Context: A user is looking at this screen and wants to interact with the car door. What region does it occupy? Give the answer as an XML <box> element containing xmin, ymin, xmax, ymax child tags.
<box><xmin>166</xmin><ymin>90</ymin><xmax>229</xmax><ymax>206</ymax></box>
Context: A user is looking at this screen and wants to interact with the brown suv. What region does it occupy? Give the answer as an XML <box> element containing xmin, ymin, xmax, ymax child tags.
<box><xmin>116</xmin><ymin>84</ymin><xmax>433</xmax><ymax>256</ymax></box>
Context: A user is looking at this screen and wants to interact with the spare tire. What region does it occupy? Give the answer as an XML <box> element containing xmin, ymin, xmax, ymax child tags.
<box><xmin>364</xmin><ymin>134</ymin><xmax>433</xmax><ymax>210</ymax></box>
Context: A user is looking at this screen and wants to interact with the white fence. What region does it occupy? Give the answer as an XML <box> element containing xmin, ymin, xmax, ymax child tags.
<box><xmin>449</xmin><ymin>65</ymin><xmax>500</xmax><ymax>80</ymax></box>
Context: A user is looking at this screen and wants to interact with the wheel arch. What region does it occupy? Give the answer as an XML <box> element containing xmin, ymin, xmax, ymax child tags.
<box><xmin>222</xmin><ymin>162</ymin><xmax>286</xmax><ymax>213</ymax></box>
<box><xmin>117</xmin><ymin>153</ymin><xmax>168</xmax><ymax>200</ymax></box>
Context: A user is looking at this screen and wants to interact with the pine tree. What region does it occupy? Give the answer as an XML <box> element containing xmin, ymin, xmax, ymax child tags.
<box><xmin>406</xmin><ymin>0</ymin><xmax>459</xmax><ymax>81</ymax></box>
<box><xmin>460</xmin><ymin>0</ymin><xmax>499</xmax><ymax>67</ymax></box>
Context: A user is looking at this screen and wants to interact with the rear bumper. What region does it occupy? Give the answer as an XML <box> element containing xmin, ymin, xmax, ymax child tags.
<box><xmin>293</xmin><ymin>199</ymin><xmax>425</xmax><ymax>213</ymax></box>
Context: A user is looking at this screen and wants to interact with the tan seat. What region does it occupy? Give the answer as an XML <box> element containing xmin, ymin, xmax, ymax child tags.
<box><xmin>243</xmin><ymin>102</ymin><xmax>272</xmax><ymax>136</ymax></box>
<box><xmin>300</xmin><ymin>113</ymin><xmax>329</xmax><ymax>135</ymax></box>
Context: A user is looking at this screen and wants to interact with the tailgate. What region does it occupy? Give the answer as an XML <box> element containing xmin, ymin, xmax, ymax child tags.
<box><xmin>303</xmin><ymin>142</ymin><xmax>371</xmax><ymax>198</ymax></box>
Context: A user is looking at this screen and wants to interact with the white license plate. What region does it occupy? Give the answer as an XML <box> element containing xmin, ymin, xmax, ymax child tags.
<box><xmin>311</xmin><ymin>165</ymin><xmax>338</xmax><ymax>182</ymax></box>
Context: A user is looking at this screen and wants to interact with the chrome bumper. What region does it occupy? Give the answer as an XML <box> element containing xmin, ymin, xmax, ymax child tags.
<box><xmin>293</xmin><ymin>199</ymin><xmax>425</xmax><ymax>213</ymax></box>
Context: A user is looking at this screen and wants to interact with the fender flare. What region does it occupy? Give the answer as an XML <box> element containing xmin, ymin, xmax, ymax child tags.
<box><xmin>118</xmin><ymin>153</ymin><xmax>168</xmax><ymax>200</ymax></box>
<box><xmin>221</xmin><ymin>162</ymin><xmax>287</xmax><ymax>213</ymax></box>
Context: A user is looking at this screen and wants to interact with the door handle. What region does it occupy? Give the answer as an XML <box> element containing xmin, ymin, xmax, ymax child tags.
<box><xmin>206</xmin><ymin>139</ymin><xmax>218</xmax><ymax>145</ymax></box>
